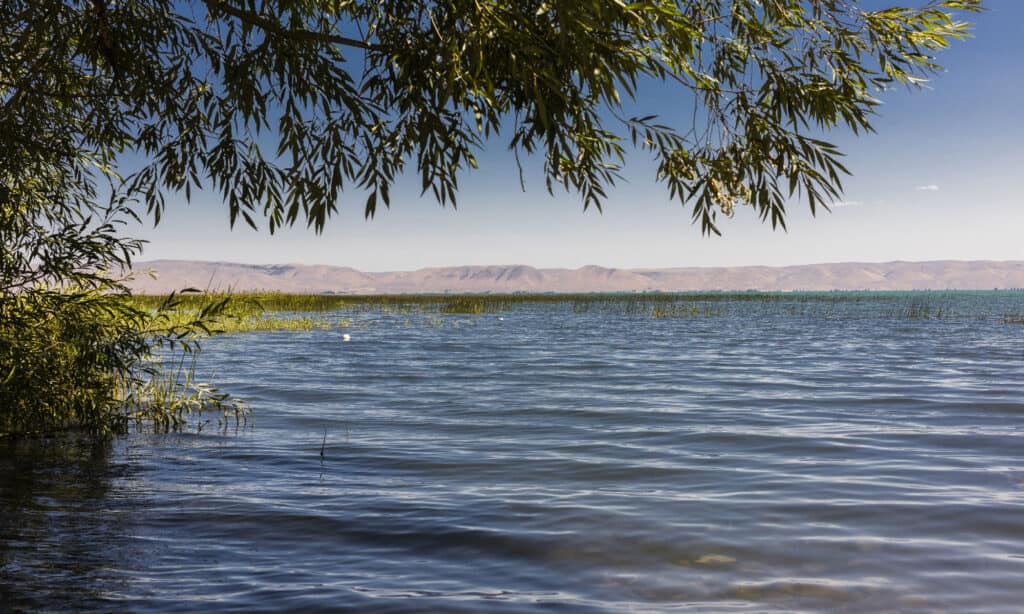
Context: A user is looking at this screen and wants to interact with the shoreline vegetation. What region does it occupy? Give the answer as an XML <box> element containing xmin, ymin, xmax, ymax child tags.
<box><xmin>129</xmin><ymin>289</ymin><xmax>1024</xmax><ymax>323</ymax></box>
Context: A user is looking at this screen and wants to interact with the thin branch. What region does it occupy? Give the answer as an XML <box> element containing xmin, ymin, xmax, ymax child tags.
<box><xmin>202</xmin><ymin>0</ymin><xmax>383</xmax><ymax>52</ymax></box>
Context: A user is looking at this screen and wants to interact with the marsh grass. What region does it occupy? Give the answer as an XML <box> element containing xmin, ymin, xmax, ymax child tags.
<box><xmin>131</xmin><ymin>292</ymin><xmax>335</xmax><ymax>334</ymax></box>
<box><xmin>132</xmin><ymin>290</ymin><xmax>1024</xmax><ymax>324</ymax></box>
<box><xmin>903</xmin><ymin>299</ymin><xmax>944</xmax><ymax>320</ymax></box>
<box><xmin>651</xmin><ymin>305</ymin><xmax>724</xmax><ymax>318</ymax></box>
<box><xmin>133</xmin><ymin>291</ymin><xmax>839</xmax><ymax>317</ymax></box>
<box><xmin>439</xmin><ymin>298</ymin><xmax>497</xmax><ymax>314</ymax></box>
<box><xmin>115</xmin><ymin>349</ymin><xmax>250</xmax><ymax>433</ymax></box>
<box><xmin>131</xmin><ymin>292</ymin><xmax>347</xmax><ymax>313</ymax></box>
<box><xmin>201</xmin><ymin>314</ymin><xmax>333</xmax><ymax>333</ymax></box>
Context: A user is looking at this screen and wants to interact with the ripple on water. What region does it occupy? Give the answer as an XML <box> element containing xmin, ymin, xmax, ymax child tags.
<box><xmin>3</xmin><ymin>295</ymin><xmax>1024</xmax><ymax>611</ymax></box>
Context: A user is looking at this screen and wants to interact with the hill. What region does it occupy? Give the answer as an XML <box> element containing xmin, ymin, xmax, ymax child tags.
<box><xmin>126</xmin><ymin>260</ymin><xmax>1024</xmax><ymax>294</ymax></box>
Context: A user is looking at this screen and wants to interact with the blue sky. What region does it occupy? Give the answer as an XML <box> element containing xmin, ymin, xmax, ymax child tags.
<box><xmin>130</xmin><ymin>2</ymin><xmax>1023</xmax><ymax>271</ymax></box>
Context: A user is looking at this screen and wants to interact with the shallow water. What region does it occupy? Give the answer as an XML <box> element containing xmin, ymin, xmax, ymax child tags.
<box><xmin>3</xmin><ymin>293</ymin><xmax>1024</xmax><ymax>612</ymax></box>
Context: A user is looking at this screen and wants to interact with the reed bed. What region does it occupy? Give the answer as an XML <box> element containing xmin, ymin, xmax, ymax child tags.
<box><xmin>130</xmin><ymin>292</ymin><xmax>336</xmax><ymax>334</ymax></box>
<box><xmin>130</xmin><ymin>290</ymin><xmax>1024</xmax><ymax>324</ymax></box>
<box><xmin>115</xmin><ymin>349</ymin><xmax>250</xmax><ymax>433</ymax></box>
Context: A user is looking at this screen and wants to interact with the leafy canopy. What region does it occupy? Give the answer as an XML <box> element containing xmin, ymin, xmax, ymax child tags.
<box><xmin>2</xmin><ymin>0</ymin><xmax>981</xmax><ymax>236</ymax></box>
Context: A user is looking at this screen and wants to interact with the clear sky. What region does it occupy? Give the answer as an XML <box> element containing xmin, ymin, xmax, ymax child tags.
<box><xmin>129</xmin><ymin>1</ymin><xmax>1023</xmax><ymax>272</ymax></box>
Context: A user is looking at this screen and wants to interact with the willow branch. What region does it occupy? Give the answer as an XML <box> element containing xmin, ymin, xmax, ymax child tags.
<box><xmin>203</xmin><ymin>0</ymin><xmax>383</xmax><ymax>52</ymax></box>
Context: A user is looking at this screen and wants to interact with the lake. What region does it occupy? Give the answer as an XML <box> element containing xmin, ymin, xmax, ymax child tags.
<box><xmin>3</xmin><ymin>292</ymin><xmax>1024</xmax><ymax>612</ymax></box>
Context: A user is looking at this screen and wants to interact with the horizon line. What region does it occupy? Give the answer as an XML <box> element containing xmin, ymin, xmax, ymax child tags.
<box><xmin>132</xmin><ymin>257</ymin><xmax>1024</xmax><ymax>275</ymax></box>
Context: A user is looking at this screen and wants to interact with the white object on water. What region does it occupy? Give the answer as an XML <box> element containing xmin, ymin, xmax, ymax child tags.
<box><xmin>342</xmin><ymin>333</ymin><xmax>351</xmax><ymax>342</ymax></box>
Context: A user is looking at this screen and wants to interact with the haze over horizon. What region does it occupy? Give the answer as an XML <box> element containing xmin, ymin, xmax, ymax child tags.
<box><xmin>137</xmin><ymin>255</ymin><xmax>1024</xmax><ymax>274</ymax></box>
<box><xmin>129</xmin><ymin>259</ymin><xmax>1024</xmax><ymax>294</ymax></box>
<box><xmin>128</xmin><ymin>2</ymin><xmax>1023</xmax><ymax>272</ymax></box>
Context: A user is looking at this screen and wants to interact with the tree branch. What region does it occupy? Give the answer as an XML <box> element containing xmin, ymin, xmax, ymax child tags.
<box><xmin>202</xmin><ymin>0</ymin><xmax>383</xmax><ymax>52</ymax></box>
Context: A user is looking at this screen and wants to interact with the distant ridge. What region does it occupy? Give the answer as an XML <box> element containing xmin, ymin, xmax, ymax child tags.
<box><xmin>126</xmin><ymin>260</ymin><xmax>1024</xmax><ymax>294</ymax></box>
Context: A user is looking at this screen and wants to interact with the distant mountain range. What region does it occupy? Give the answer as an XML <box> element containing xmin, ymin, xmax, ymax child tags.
<box><xmin>126</xmin><ymin>259</ymin><xmax>1024</xmax><ymax>294</ymax></box>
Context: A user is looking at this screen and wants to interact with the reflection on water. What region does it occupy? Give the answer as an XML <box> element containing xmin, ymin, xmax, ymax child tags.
<box><xmin>2</xmin><ymin>293</ymin><xmax>1023</xmax><ymax>611</ymax></box>
<box><xmin>0</xmin><ymin>436</ymin><xmax>135</xmax><ymax>610</ymax></box>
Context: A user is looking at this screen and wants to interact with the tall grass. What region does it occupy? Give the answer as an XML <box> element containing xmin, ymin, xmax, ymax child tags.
<box><xmin>130</xmin><ymin>292</ymin><xmax>336</xmax><ymax>333</ymax></box>
<box><xmin>130</xmin><ymin>292</ymin><xmax>348</xmax><ymax>313</ymax></box>
<box><xmin>115</xmin><ymin>349</ymin><xmax>249</xmax><ymax>433</ymax></box>
<box><xmin>131</xmin><ymin>290</ymin><xmax>1024</xmax><ymax>323</ymax></box>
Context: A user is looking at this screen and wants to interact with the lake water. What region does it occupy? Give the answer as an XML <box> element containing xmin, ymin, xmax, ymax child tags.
<box><xmin>3</xmin><ymin>293</ymin><xmax>1024</xmax><ymax>612</ymax></box>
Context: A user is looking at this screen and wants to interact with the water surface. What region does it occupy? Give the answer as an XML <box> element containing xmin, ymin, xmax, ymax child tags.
<box><xmin>3</xmin><ymin>293</ymin><xmax>1024</xmax><ymax>611</ymax></box>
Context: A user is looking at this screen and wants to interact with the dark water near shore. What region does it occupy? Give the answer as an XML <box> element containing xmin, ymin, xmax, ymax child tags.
<box><xmin>3</xmin><ymin>293</ymin><xmax>1024</xmax><ymax>612</ymax></box>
